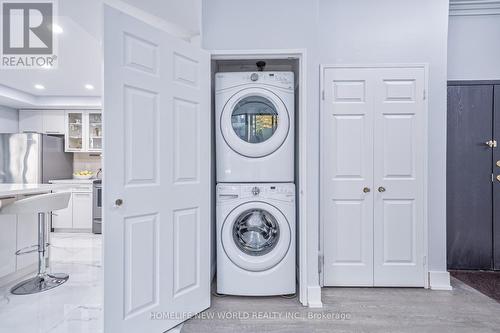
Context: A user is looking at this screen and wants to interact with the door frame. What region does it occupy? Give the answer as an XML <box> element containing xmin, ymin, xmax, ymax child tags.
<box><xmin>319</xmin><ymin>63</ymin><xmax>430</xmax><ymax>288</ymax></box>
<box><xmin>210</xmin><ymin>49</ymin><xmax>313</xmax><ymax>306</ymax></box>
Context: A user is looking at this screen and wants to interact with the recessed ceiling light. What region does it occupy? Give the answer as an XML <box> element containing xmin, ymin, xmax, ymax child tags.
<box><xmin>51</xmin><ymin>24</ymin><xmax>63</xmax><ymax>34</ymax></box>
<box><xmin>34</xmin><ymin>84</ymin><xmax>45</xmax><ymax>90</ymax></box>
<box><xmin>84</xmin><ymin>84</ymin><xmax>95</xmax><ymax>90</ymax></box>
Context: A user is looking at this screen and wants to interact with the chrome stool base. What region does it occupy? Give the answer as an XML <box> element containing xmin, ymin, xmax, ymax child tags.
<box><xmin>10</xmin><ymin>273</ymin><xmax>69</xmax><ymax>295</ymax></box>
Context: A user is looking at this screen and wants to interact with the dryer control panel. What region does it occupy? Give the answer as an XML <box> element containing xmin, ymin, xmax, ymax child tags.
<box><xmin>215</xmin><ymin>71</ymin><xmax>294</xmax><ymax>91</ymax></box>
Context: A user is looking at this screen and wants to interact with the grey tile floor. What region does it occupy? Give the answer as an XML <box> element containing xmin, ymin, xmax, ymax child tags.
<box><xmin>2</xmin><ymin>233</ymin><xmax>500</xmax><ymax>333</ymax></box>
<box><xmin>182</xmin><ymin>279</ymin><xmax>500</xmax><ymax>333</ymax></box>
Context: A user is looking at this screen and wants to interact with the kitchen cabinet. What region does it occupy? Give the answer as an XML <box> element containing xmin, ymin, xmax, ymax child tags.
<box><xmin>65</xmin><ymin>110</ymin><xmax>102</xmax><ymax>153</ymax></box>
<box><xmin>51</xmin><ymin>183</ymin><xmax>93</xmax><ymax>231</ymax></box>
<box><xmin>87</xmin><ymin>112</ymin><xmax>103</xmax><ymax>151</ymax></box>
<box><xmin>72</xmin><ymin>192</ymin><xmax>93</xmax><ymax>229</ymax></box>
<box><xmin>42</xmin><ymin>110</ymin><xmax>65</xmax><ymax>134</ymax></box>
<box><xmin>0</xmin><ymin>212</ymin><xmax>17</xmax><ymax>278</ymax></box>
<box><xmin>16</xmin><ymin>211</ymin><xmax>39</xmax><ymax>270</ymax></box>
<box><xmin>19</xmin><ymin>109</ymin><xmax>66</xmax><ymax>134</ymax></box>
<box><xmin>19</xmin><ymin>110</ymin><xmax>43</xmax><ymax>133</ymax></box>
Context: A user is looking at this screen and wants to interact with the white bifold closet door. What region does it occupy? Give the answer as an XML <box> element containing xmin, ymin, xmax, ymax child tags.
<box><xmin>321</xmin><ymin>66</ymin><xmax>426</xmax><ymax>287</ymax></box>
<box><xmin>104</xmin><ymin>5</ymin><xmax>211</xmax><ymax>333</ymax></box>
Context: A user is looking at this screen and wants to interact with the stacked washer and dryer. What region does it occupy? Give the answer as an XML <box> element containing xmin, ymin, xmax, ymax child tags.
<box><xmin>215</xmin><ymin>71</ymin><xmax>296</xmax><ymax>296</ymax></box>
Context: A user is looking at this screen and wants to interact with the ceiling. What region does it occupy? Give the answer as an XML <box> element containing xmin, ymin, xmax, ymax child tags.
<box><xmin>0</xmin><ymin>0</ymin><xmax>201</xmax><ymax>108</ymax></box>
<box><xmin>0</xmin><ymin>0</ymin><xmax>102</xmax><ymax>101</ymax></box>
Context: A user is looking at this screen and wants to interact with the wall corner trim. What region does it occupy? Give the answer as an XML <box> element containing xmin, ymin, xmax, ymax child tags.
<box><xmin>429</xmin><ymin>271</ymin><xmax>452</xmax><ymax>290</ymax></box>
<box><xmin>307</xmin><ymin>285</ymin><xmax>323</xmax><ymax>308</ymax></box>
<box><xmin>449</xmin><ymin>0</ymin><xmax>500</xmax><ymax>16</ymax></box>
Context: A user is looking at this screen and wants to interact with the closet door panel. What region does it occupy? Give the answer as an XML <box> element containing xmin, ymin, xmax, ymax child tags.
<box><xmin>321</xmin><ymin>68</ymin><xmax>375</xmax><ymax>286</ymax></box>
<box><xmin>373</xmin><ymin>68</ymin><xmax>425</xmax><ymax>286</ymax></box>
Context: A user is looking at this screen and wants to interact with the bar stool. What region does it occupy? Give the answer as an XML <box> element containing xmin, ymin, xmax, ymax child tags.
<box><xmin>1</xmin><ymin>192</ymin><xmax>71</xmax><ymax>295</ymax></box>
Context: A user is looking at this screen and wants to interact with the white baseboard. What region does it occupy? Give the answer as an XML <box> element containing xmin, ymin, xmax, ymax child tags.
<box><xmin>307</xmin><ymin>285</ymin><xmax>323</xmax><ymax>308</ymax></box>
<box><xmin>429</xmin><ymin>271</ymin><xmax>452</xmax><ymax>290</ymax></box>
<box><xmin>53</xmin><ymin>228</ymin><xmax>92</xmax><ymax>233</ymax></box>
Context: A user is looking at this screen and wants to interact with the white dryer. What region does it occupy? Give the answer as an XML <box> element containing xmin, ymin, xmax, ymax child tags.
<box><xmin>216</xmin><ymin>183</ymin><xmax>295</xmax><ymax>296</ymax></box>
<box><xmin>215</xmin><ymin>72</ymin><xmax>294</xmax><ymax>182</ymax></box>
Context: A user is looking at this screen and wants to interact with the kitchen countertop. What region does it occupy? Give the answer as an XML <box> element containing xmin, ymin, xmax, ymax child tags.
<box><xmin>49</xmin><ymin>179</ymin><xmax>97</xmax><ymax>184</ymax></box>
<box><xmin>0</xmin><ymin>183</ymin><xmax>71</xmax><ymax>197</ymax></box>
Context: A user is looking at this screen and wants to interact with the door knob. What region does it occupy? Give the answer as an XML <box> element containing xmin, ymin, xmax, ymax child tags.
<box><xmin>363</xmin><ymin>187</ymin><xmax>371</xmax><ymax>193</ymax></box>
<box><xmin>496</xmin><ymin>161</ymin><xmax>500</xmax><ymax>168</ymax></box>
<box><xmin>486</xmin><ymin>140</ymin><xmax>497</xmax><ymax>148</ymax></box>
<box><xmin>497</xmin><ymin>175</ymin><xmax>500</xmax><ymax>182</ymax></box>
<box><xmin>378</xmin><ymin>186</ymin><xmax>386</xmax><ymax>193</ymax></box>
<box><xmin>114</xmin><ymin>198</ymin><xmax>123</xmax><ymax>207</ymax></box>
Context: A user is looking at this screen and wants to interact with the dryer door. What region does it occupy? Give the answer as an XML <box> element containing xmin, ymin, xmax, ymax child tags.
<box><xmin>220</xmin><ymin>88</ymin><xmax>290</xmax><ymax>158</ymax></box>
<box><xmin>221</xmin><ymin>201</ymin><xmax>291</xmax><ymax>272</ymax></box>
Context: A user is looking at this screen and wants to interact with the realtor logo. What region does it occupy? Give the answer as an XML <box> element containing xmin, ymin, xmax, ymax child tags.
<box><xmin>1</xmin><ymin>0</ymin><xmax>58</xmax><ymax>68</ymax></box>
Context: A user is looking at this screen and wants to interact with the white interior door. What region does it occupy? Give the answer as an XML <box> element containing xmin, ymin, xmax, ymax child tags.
<box><xmin>321</xmin><ymin>66</ymin><xmax>426</xmax><ymax>287</ymax></box>
<box><xmin>321</xmin><ymin>68</ymin><xmax>375</xmax><ymax>286</ymax></box>
<box><xmin>104</xmin><ymin>5</ymin><xmax>211</xmax><ymax>333</ymax></box>
<box><xmin>373</xmin><ymin>68</ymin><xmax>425</xmax><ymax>286</ymax></box>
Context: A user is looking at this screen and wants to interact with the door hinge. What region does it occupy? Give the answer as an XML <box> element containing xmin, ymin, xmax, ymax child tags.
<box><xmin>423</xmin><ymin>255</ymin><xmax>427</xmax><ymax>267</ymax></box>
<box><xmin>423</xmin><ymin>89</ymin><xmax>426</xmax><ymax>100</ymax></box>
<box><xmin>322</xmin><ymin>90</ymin><xmax>325</xmax><ymax>100</ymax></box>
<box><xmin>492</xmin><ymin>173</ymin><xmax>495</xmax><ymax>183</ymax></box>
<box><xmin>318</xmin><ymin>254</ymin><xmax>324</xmax><ymax>273</ymax></box>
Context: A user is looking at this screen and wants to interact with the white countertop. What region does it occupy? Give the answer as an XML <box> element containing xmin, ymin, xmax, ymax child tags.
<box><xmin>49</xmin><ymin>179</ymin><xmax>96</xmax><ymax>184</ymax></box>
<box><xmin>0</xmin><ymin>183</ymin><xmax>71</xmax><ymax>197</ymax></box>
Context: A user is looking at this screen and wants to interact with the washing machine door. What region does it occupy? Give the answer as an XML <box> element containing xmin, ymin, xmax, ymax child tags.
<box><xmin>221</xmin><ymin>201</ymin><xmax>291</xmax><ymax>272</ymax></box>
<box><xmin>220</xmin><ymin>87</ymin><xmax>290</xmax><ymax>158</ymax></box>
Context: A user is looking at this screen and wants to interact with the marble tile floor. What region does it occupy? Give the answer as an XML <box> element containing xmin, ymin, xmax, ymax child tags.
<box><xmin>2</xmin><ymin>233</ymin><xmax>500</xmax><ymax>333</ymax></box>
<box><xmin>0</xmin><ymin>233</ymin><xmax>102</xmax><ymax>333</ymax></box>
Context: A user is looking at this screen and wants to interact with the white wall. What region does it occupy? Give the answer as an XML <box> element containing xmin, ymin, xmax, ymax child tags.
<box><xmin>448</xmin><ymin>14</ymin><xmax>500</xmax><ymax>80</ymax></box>
<box><xmin>0</xmin><ymin>106</ymin><xmax>19</xmax><ymax>133</ymax></box>
<box><xmin>120</xmin><ymin>0</ymin><xmax>201</xmax><ymax>35</ymax></box>
<box><xmin>202</xmin><ymin>0</ymin><xmax>450</xmax><ymax>286</ymax></box>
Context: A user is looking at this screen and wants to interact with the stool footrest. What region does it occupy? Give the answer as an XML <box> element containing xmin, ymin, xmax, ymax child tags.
<box><xmin>15</xmin><ymin>245</ymin><xmax>38</xmax><ymax>255</ymax></box>
<box><xmin>15</xmin><ymin>243</ymin><xmax>51</xmax><ymax>255</ymax></box>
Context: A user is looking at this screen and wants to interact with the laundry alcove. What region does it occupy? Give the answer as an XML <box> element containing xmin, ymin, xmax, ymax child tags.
<box><xmin>209</xmin><ymin>53</ymin><xmax>308</xmax><ymax>302</ymax></box>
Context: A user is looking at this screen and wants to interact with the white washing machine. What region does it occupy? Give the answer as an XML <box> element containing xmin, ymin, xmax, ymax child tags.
<box><xmin>216</xmin><ymin>183</ymin><xmax>296</xmax><ymax>296</ymax></box>
<box><xmin>215</xmin><ymin>72</ymin><xmax>295</xmax><ymax>182</ymax></box>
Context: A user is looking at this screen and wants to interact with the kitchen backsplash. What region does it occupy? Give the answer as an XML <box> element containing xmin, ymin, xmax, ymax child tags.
<box><xmin>74</xmin><ymin>153</ymin><xmax>102</xmax><ymax>175</ymax></box>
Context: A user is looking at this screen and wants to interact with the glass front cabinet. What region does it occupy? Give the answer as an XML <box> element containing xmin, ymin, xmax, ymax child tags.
<box><xmin>65</xmin><ymin>110</ymin><xmax>102</xmax><ymax>152</ymax></box>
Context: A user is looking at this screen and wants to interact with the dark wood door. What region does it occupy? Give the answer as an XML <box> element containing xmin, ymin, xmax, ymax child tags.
<box><xmin>494</xmin><ymin>85</ymin><xmax>500</xmax><ymax>270</ymax></box>
<box><xmin>447</xmin><ymin>85</ymin><xmax>494</xmax><ymax>270</ymax></box>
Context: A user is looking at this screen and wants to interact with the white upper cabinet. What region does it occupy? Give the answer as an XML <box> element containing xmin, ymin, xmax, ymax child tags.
<box><xmin>65</xmin><ymin>110</ymin><xmax>102</xmax><ymax>152</ymax></box>
<box><xmin>87</xmin><ymin>112</ymin><xmax>103</xmax><ymax>151</ymax></box>
<box><xmin>19</xmin><ymin>110</ymin><xmax>44</xmax><ymax>133</ymax></box>
<box><xmin>19</xmin><ymin>109</ymin><xmax>65</xmax><ymax>134</ymax></box>
<box><xmin>66</xmin><ymin>111</ymin><xmax>84</xmax><ymax>151</ymax></box>
<box><xmin>42</xmin><ymin>110</ymin><xmax>65</xmax><ymax>134</ymax></box>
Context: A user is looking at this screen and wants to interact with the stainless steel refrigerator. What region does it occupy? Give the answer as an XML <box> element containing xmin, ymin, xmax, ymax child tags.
<box><xmin>0</xmin><ymin>133</ymin><xmax>73</xmax><ymax>183</ymax></box>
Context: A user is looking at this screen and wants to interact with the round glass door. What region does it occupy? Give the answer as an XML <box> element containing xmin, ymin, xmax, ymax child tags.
<box><xmin>221</xmin><ymin>201</ymin><xmax>291</xmax><ymax>272</ymax></box>
<box><xmin>231</xmin><ymin>96</ymin><xmax>278</xmax><ymax>144</ymax></box>
<box><xmin>220</xmin><ymin>88</ymin><xmax>290</xmax><ymax>158</ymax></box>
<box><xmin>232</xmin><ymin>209</ymin><xmax>280</xmax><ymax>256</ymax></box>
